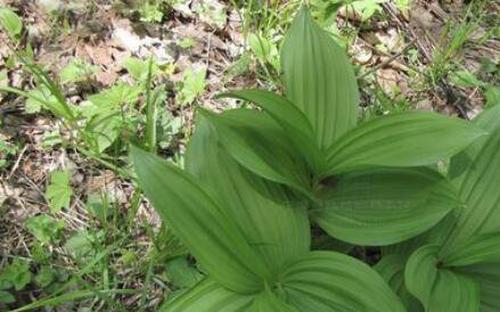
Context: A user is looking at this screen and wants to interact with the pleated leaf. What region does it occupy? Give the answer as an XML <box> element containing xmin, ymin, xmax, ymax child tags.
<box><xmin>282</xmin><ymin>251</ymin><xmax>406</xmax><ymax>312</ymax></box>
<box><xmin>405</xmin><ymin>245</ymin><xmax>440</xmax><ymax>307</ymax></box>
<box><xmin>281</xmin><ymin>6</ymin><xmax>359</xmax><ymax>150</ymax></box>
<box><xmin>428</xmin><ymin>270</ymin><xmax>480</xmax><ymax>312</ymax></box>
<box><xmin>325</xmin><ymin>112</ymin><xmax>486</xmax><ymax>176</ymax></box>
<box><xmin>248</xmin><ymin>290</ymin><xmax>299</xmax><ymax>312</ymax></box>
<box><xmin>199</xmin><ymin>108</ymin><xmax>310</xmax><ymax>194</ymax></box>
<box><xmin>185</xmin><ymin>115</ymin><xmax>310</xmax><ymax>276</ymax></box>
<box><xmin>217</xmin><ymin>89</ymin><xmax>323</xmax><ymax>172</ymax></box>
<box><xmin>131</xmin><ymin>147</ymin><xmax>269</xmax><ymax>293</ymax></box>
<box><xmin>375</xmin><ymin>255</ymin><xmax>423</xmax><ymax>312</ymax></box>
<box><xmin>458</xmin><ymin>263</ymin><xmax>500</xmax><ymax>312</ymax></box>
<box><xmin>441</xmin><ymin>105</ymin><xmax>500</xmax><ymax>252</ymax></box>
<box><xmin>448</xmin><ymin>105</ymin><xmax>500</xmax><ymax>182</ymax></box>
<box><xmin>160</xmin><ymin>278</ymin><xmax>253</xmax><ymax>312</ymax></box>
<box><xmin>406</xmin><ymin>245</ymin><xmax>480</xmax><ymax>312</ymax></box>
<box><xmin>440</xmin><ymin>231</ymin><xmax>500</xmax><ymax>267</ymax></box>
<box><xmin>312</xmin><ymin>167</ymin><xmax>459</xmax><ymax>246</ymax></box>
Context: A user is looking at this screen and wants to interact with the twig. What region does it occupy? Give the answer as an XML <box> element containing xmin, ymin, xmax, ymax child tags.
<box><xmin>7</xmin><ymin>144</ymin><xmax>28</xmax><ymax>179</ymax></box>
<box><xmin>383</xmin><ymin>3</ymin><xmax>434</xmax><ymax>62</ymax></box>
<box><xmin>358</xmin><ymin>38</ymin><xmax>416</xmax><ymax>79</ymax></box>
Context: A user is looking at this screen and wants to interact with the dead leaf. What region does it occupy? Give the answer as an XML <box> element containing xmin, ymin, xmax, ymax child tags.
<box><xmin>376</xmin><ymin>68</ymin><xmax>403</xmax><ymax>96</ymax></box>
<box><xmin>375</xmin><ymin>28</ymin><xmax>404</xmax><ymax>53</ymax></box>
<box><xmin>351</xmin><ymin>43</ymin><xmax>373</xmax><ymax>64</ymax></box>
<box><xmin>95</xmin><ymin>70</ymin><xmax>119</xmax><ymax>87</ymax></box>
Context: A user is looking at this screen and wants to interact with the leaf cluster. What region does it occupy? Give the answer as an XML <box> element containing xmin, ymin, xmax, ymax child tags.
<box><xmin>125</xmin><ymin>6</ymin><xmax>500</xmax><ymax>312</ymax></box>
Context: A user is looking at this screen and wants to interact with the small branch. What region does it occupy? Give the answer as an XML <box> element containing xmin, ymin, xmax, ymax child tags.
<box><xmin>7</xmin><ymin>144</ymin><xmax>28</xmax><ymax>179</ymax></box>
<box><xmin>357</xmin><ymin>38</ymin><xmax>416</xmax><ymax>79</ymax></box>
<box><xmin>383</xmin><ymin>3</ymin><xmax>434</xmax><ymax>62</ymax></box>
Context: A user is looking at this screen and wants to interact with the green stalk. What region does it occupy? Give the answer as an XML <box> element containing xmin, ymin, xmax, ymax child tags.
<box><xmin>144</xmin><ymin>57</ymin><xmax>157</xmax><ymax>153</ymax></box>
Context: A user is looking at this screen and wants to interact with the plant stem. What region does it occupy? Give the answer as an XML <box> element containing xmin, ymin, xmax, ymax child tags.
<box><xmin>145</xmin><ymin>57</ymin><xmax>157</xmax><ymax>153</ymax></box>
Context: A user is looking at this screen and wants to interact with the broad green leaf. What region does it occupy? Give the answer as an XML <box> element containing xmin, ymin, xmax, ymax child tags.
<box><xmin>404</xmin><ymin>245</ymin><xmax>440</xmax><ymax>307</ymax></box>
<box><xmin>441</xmin><ymin>105</ymin><xmax>500</xmax><ymax>252</ymax></box>
<box><xmin>93</xmin><ymin>115</ymin><xmax>122</xmax><ymax>153</ymax></box>
<box><xmin>449</xmin><ymin>105</ymin><xmax>500</xmax><ymax>181</ymax></box>
<box><xmin>0</xmin><ymin>279</ymin><xmax>11</xmax><ymax>290</ymax></box>
<box><xmin>217</xmin><ymin>89</ymin><xmax>323</xmax><ymax>172</ymax></box>
<box><xmin>59</xmin><ymin>59</ymin><xmax>98</xmax><ymax>84</ymax></box>
<box><xmin>450</xmin><ymin>70</ymin><xmax>485</xmax><ymax>88</ymax></box>
<box><xmin>64</xmin><ymin>230</ymin><xmax>103</xmax><ymax>259</ymax></box>
<box><xmin>375</xmin><ymin>254</ymin><xmax>406</xmax><ymax>292</ymax></box>
<box><xmin>281</xmin><ymin>7</ymin><xmax>359</xmax><ymax>150</ymax></box>
<box><xmin>25</xmin><ymin>85</ymin><xmax>59</xmax><ymax>114</ymax></box>
<box><xmin>131</xmin><ymin>147</ymin><xmax>270</xmax><ymax>293</ymax></box>
<box><xmin>139</xmin><ymin>2</ymin><xmax>163</xmax><ymax>23</ymax></box>
<box><xmin>405</xmin><ymin>245</ymin><xmax>480</xmax><ymax>312</ymax></box>
<box><xmin>160</xmin><ymin>278</ymin><xmax>253</xmax><ymax>312</ymax></box>
<box><xmin>34</xmin><ymin>265</ymin><xmax>56</xmax><ymax>288</ymax></box>
<box><xmin>0</xmin><ymin>258</ymin><xmax>31</xmax><ymax>291</ymax></box>
<box><xmin>248</xmin><ymin>33</ymin><xmax>272</xmax><ymax>63</ymax></box>
<box><xmin>0</xmin><ymin>84</ymin><xmax>74</xmax><ymax>119</ymax></box>
<box><xmin>458</xmin><ymin>263</ymin><xmax>500</xmax><ymax>312</ymax></box>
<box><xmin>312</xmin><ymin>167</ymin><xmax>458</xmax><ymax>246</ymax></box>
<box><xmin>192</xmin><ymin>1</ymin><xmax>226</xmax><ymax>29</ymax></box>
<box><xmin>485</xmin><ymin>86</ymin><xmax>499</xmax><ymax>108</ymax></box>
<box><xmin>186</xmin><ymin>115</ymin><xmax>310</xmax><ymax>275</ymax></box>
<box><xmin>165</xmin><ymin>257</ymin><xmax>204</xmax><ymax>290</ymax></box>
<box><xmin>122</xmin><ymin>57</ymin><xmax>160</xmax><ymax>81</ymax></box>
<box><xmin>325</xmin><ymin>112</ymin><xmax>486</xmax><ymax>175</ymax></box>
<box><xmin>428</xmin><ymin>270</ymin><xmax>480</xmax><ymax>312</ymax></box>
<box><xmin>82</xmin><ymin>111</ymin><xmax>123</xmax><ymax>153</ymax></box>
<box><xmin>86</xmin><ymin>82</ymin><xmax>141</xmax><ymax>112</ymax></box>
<box><xmin>200</xmin><ymin>108</ymin><xmax>310</xmax><ymax>194</ymax></box>
<box><xmin>178</xmin><ymin>67</ymin><xmax>206</xmax><ymax>106</ymax></box>
<box><xmin>351</xmin><ymin>0</ymin><xmax>387</xmax><ymax>21</ymax></box>
<box><xmin>282</xmin><ymin>251</ymin><xmax>405</xmax><ymax>312</ymax></box>
<box><xmin>25</xmin><ymin>215</ymin><xmax>65</xmax><ymax>244</ymax></box>
<box><xmin>0</xmin><ymin>7</ymin><xmax>22</xmax><ymax>38</ymax></box>
<box><xmin>45</xmin><ymin>170</ymin><xmax>73</xmax><ymax>213</ymax></box>
<box><xmin>380</xmin><ymin>212</ymin><xmax>460</xmax><ymax>261</ymax></box>
<box><xmin>440</xmin><ymin>231</ymin><xmax>500</xmax><ymax>267</ymax></box>
<box><xmin>375</xmin><ymin>255</ymin><xmax>423</xmax><ymax>312</ymax></box>
<box><xmin>249</xmin><ymin>290</ymin><xmax>299</xmax><ymax>312</ymax></box>
<box><xmin>81</xmin><ymin>83</ymin><xmax>141</xmax><ymax>152</ymax></box>
<box><xmin>0</xmin><ymin>85</ymin><xmax>69</xmax><ymax>117</ymax></box>
<box><xmin>0</xmin><ymin>290</ymin><xmax>15</xmax><ymax>304</ymax></box>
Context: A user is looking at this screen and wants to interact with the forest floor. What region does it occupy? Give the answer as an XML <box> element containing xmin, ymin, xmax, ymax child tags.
<box><xmin>0</xmin><ymin>0</ymin><xmax>498</xmax><ymax>311</ymax></box>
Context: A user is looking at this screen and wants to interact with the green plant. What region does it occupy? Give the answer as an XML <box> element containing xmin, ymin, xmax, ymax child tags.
<box><xmin>450</xmin><ymin>69</ymin><xmax>499</xmax><ymax>108</ymax></box>
<box><xmin>139</xmin><ymin>1</ymin><xmax>164</xmax><ymax>23</ymax></box>
<box><xmin>131</xmin><ymin>144</ymin><xmax>406</xmax><ymax>311</ymax></box>
<box><xmin>0</xmin><ymin>6</ymin><xmax>23</xmax><ymax>43</ymax></box>
<box><xmin>0</xmin><ymin>258</ymin><xmax>31</xmax><ymax>292</ymax></box>
<box><xmin>377</xmin><ymin>104</ymin><xmax>500</xmax><ymax>311</ymax></box>
<box><xmin>248</xmin><ymin>32</ymin><xmax>280</xmax><ymax>73</ymax></box>
<box><xmin>200</xmin><ymin>7</ymin><xmax>484</xmax><ymax>246</ymax></box>
<box><xmin>312</xmin><ymin>0</ymin><xmax>391</xmax><ymax>22</ymax></box>
<box><xmin>131</xmin><ymin>6</ymin><xmax>493</xmax><ymax>311</ymax></box>
<box><xmin>0</xmin><ymin>22</ymin><xmax>176</xmax><ymax>176</ymax></box>
<box><xmin>59</xmin><ymin>59</ymin><xmax>98</xmax><ymax>84</ymax></box>
<box><xmin>0</xmin><ymin>139</ymin><xmax>18</xmax><ymax>169</ymax></box>
<box><xmin>45</xmin><ymin>170</ymin><xmax>73</xmax><ymax>213</ymax></box>
<box><xmin>25</xmin><ymin>215</ymin><xmax>66</xmax><ymax>244</ymax></box>
<box><xmin>426</xmin><ymin>2</ymin><xmax>486</xmax><ymax>85</ymax></box>
<box><xmin>177</xmin><ymin>67</ymin><xmax>207</xmax><ymax>107</ymax></box>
